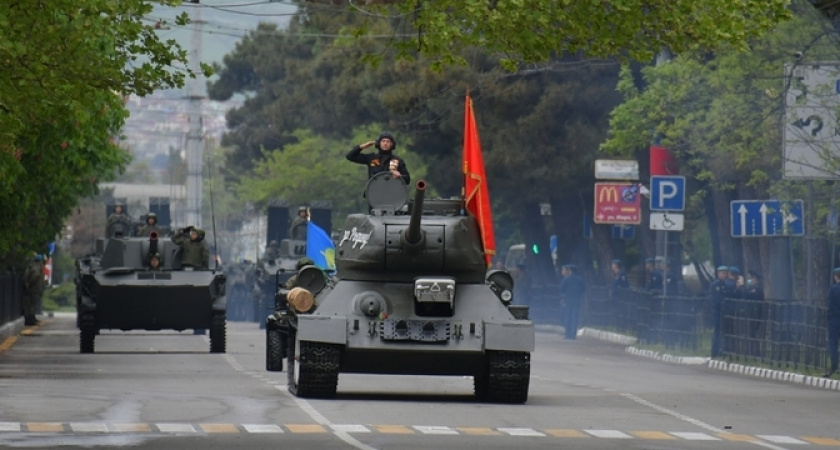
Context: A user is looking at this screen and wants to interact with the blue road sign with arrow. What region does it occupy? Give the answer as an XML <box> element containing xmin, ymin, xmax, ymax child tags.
<box><xmin>730</xmin><ymin>200</ymin><xmax>804</xmax><ymax>237</ymax></box>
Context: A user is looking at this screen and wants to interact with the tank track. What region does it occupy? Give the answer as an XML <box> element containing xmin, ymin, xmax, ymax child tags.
<box><xmin>209</xmin><ymin>312</ymin><xmax>226</xmax><ymax>353</ymax></box>
<box><xmin>265</xmin><ymin>325</ymin><xmax>284</xmax><ymax>372</ymax></box>
<box><xmin>79</xmin><ymin>314</ymin><xmax>96</xmax><ymax>354</ymax></box>
<box><xmin>288</xmin><ymin>339</ymin><xmax>341</xmax><ymax>398</ymax></box>
<box><xmin>476</xmin><ymin>350</ymin><xmax>530</xmax><ymax>404</ymax></box>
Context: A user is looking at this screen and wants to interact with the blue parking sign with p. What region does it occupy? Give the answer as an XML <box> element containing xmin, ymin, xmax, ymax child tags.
<box><xmin>650</xmin><ymin>176</ymin><xmax>686</xmax><ymax>211</ymax></box>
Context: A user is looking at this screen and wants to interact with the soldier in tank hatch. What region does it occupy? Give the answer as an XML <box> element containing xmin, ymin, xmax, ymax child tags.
<box><xmin>148</xmin><ymin>253</ymin><xmax>162</xmax><ymax>271</ymax></box>
<box><xmin>346</xmin><ymin>132</ymin><xmax>410</xmax><ymax>183</ymax></box>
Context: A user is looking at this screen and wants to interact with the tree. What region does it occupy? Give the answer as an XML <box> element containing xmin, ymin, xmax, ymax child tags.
<box><xmin>0</xmin><ymin>1</ymin><xmax>210</xmax><ymax>267</ymax></box>
<box><xmin>602</xmin><ymin>1</ymin><xmax>840</xmax><ymax>299</ymax></box>
<box><xmin>303</xmin><ymin>0</ymin><xmax>790</xmax><ymax>69</ymax></box>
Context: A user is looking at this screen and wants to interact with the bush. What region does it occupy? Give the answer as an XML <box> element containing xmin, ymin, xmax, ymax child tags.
<box><xmin>42</xmin><ymin>282</ymin><xmax>76</xmax><ymax>311</ymax></box>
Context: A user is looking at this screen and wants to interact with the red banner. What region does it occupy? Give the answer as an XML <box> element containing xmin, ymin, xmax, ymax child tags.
<box><xmin>463</xmin><ymin>94</ymin><xmax>496</xmax><ymax>266</ymax></box>
<box><xmin>594</xmin><ymin>182</ymin><xmax>641</xmax><ymax>224</ymax></box>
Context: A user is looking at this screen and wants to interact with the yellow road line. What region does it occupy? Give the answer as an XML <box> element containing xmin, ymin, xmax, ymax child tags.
<box><xmin>285</xmin><ymin>424</ymin><xmax>327</xmax><ymax>433</ymax></box>
<box><xmin>545</xmin><ymin>429</ymin><xmax>588</xmax><ymax>438</ymax></box>
<box><xmin>112</xmin><ymin>423</ymin><xmax>152</xmax><ymax>433</ymax></box>
<box><xmin>26</xmin><ymin>422</ymin><xmax>65</xmax><ymax>432</ymax></box>
<box><xmin>631</xmin><ymin>431</ymin><xmax>676</xmax><ymax>440</ymax></box>
<box><xmin>199</xmin><ymin>423</ymin><xmax>239</xmax><ymax>433</ymax></box>
<box><xmin>374</xmin><ymin>425</ymin><xmax>414</xmax><ymax>434</ymax></box>
<box><xmin>802</xmin><ymin>436</ymin><xmax>840</xmax><ymax>445</ymax></box>
<box><xmin>0</xmin><ymin>336</ymin><xmax>18</xmax><ymax>353</ymax></box>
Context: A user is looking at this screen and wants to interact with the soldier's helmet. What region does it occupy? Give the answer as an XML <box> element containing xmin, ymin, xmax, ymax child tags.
<box><xmin>269</xmin><ymin>240</ymin><xmax>278</xmax><ymax>247</ymax></box>
<box><xmin>296</xmin><ymin>257</ymin><xmax>315</xmax><ymax>270</ymax></box>
<box><xmin>298</xmin><ymin>206</ymin><xmax>307</xmax><ymax>213</ymax></box>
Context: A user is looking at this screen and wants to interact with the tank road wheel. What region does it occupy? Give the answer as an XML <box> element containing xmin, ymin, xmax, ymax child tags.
<box><xmin>79</xmin><ymin>314</ymin><xmax>96</xmax><ymax>354</ymax></box>
<box><xmin>209</xmin><ymin>312</ymin><xmax>226</xmax><ymax>353</ymax></box>
<box><xmin>286</xmin><ymin>332</ymin><xmax>341</xmax><ymax>398</ymax></box>
<box><xmin>479</xmin><ymin>351</ymin><xmax>531</xmax><ymax>404</ymax></box>
<box><xmin>266</xmin><ymin>325</ymin><xmax>284</xmax><ymax>372</ymax></box>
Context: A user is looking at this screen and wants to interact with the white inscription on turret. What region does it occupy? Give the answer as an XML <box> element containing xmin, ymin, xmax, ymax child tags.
<box><xmin>339</xmin><ymin>227</ymin><xmax>372</xmax><ymax>249</ymax></box>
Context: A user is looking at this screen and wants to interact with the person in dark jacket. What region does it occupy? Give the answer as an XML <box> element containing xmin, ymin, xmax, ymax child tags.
<box><xmin>825</xmin><ymin>267</ymin><xmax>840</xmax><ymax>377</ymax></box>
<box><xmin>644</xmin><ymin>258</ymin><xmax>663</xmax><ymax>292</ymax></box>
<box><xmin>559</xmin><ymin>264</ymin><xmax>586</xmax><ymax>340</ymax></box>
<box><xmin>709</xmin><ymin>265</ymin><xmax>732</xmax><ymax>358</ymax></box>
<box><xmin>345</xmin><ymin>132</ymin><xmax>410</xmax><ymax>183</ymax></box>
<box><xmin>610</xmin><ymin>259</ymin><xmax>629</xmax><ymax>301</ymax></box>
<box><xmin>171</xmin><ymin>226</ymin><xmax>209</xmax><ymax>269</ymax></box>
<box><xmin>23</xmin><ymin>254</ymin><xmax>46</xmax><ymax>326</ymax></box>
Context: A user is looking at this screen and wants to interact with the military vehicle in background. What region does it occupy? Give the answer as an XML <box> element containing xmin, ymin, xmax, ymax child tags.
<box><xmin>225</xmin><ymin>201</ymin><xmax>332</xmax><ymax>324</ymax></box>
<box><xmin>265</xmin><ymin>173</ymin><xmax>534</xmax><ymax>403</ymax></box>
<box><xmin>74</xmin><ymin>199</ymin><xmax>226</xmax><ymax>353</ymax></box>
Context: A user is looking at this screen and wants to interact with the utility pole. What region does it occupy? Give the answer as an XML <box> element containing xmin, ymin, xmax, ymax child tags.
<box><xmin>184</xmin><ymin>5</ymin><xmax>205</xmax><ymax>228</ymax></box>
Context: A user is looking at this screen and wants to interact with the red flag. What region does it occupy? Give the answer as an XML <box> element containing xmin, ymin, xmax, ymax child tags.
<box><xmin>463</xmin><ymin>93</ymin><xmax>496</xmax><ymax>267</ymax></box>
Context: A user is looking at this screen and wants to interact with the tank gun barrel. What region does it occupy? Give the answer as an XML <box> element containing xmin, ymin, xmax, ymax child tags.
<box><xmin>149</xmin><ymin>231</ymin><xmax>159</xmax><ymax>257</ymax></box>
<box><xmin>405</xmin><ymin>180</ymin><xmax>427</xmax><ymax>245</ymax></box>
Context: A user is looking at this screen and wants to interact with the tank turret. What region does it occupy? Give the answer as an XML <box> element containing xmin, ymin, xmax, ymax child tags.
<box><xmin>336</xmin><ymin>174</ymin><xmax>486</xmax><ymax>282</ymax></box>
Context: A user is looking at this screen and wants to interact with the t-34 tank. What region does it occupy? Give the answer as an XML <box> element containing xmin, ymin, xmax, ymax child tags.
<box><xmin>75</xmin><ymin>223</ymin><xmax>227</xmax><ymax>353</ymax></box>
<box><xmin>267</xmin><ymin>173</ymin><xmax>534</xmax><ymax>403</ymax></box>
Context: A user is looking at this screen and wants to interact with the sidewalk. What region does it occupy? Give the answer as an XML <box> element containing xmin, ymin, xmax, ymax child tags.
<box><xmin>537</xmin><ymin>324</ymin><xmax>840</xmax><ymax>392</ymax></box>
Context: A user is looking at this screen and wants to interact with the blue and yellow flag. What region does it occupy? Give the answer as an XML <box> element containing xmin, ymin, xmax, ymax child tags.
<box><xmin>306</xmin><ymin>221</ymin><xmax>336</xmax><ymax>272</ymax></box>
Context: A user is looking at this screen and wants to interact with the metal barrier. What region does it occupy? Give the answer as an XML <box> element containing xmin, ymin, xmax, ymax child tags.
<box><xmin>0</xmin><ymin>271</ymin><xmax>23</xmax><ymax>326</ymax></box>
<box><xmin>723</xmin><ymin>297</ymin><xmax>827</xmax><ymax>372</ymax></box>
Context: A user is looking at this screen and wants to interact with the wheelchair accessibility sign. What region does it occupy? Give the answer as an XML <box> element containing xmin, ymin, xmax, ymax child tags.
<box><xmin>649</xmin><ymin>212</ymin><xmax>684</xmax><ymax>231</ymax></box>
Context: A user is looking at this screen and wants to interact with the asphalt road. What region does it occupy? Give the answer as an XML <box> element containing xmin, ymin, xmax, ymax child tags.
<box><xmin>0</xmin><ymin>313</ymin><xmax>837</xmax><ymax>449</ymax></box>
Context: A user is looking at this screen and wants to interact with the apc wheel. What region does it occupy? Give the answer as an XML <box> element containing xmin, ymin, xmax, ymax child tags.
<box><xmin>79</xmin><ymin>313</ymin><xmax>96</xmax><ymax>354</ymax></box>
<box><xmin>480</xmin><ymin>351</ymin><xmax>530</xmax><ymax>404</ymax></box>
<box><xmin>209</xmin><ymin>313</ymin><xmax>226</xmax><ymax>353</ymax></box>
<box><xmin>266</xmin><ymin>325</ymin><xmax>284</xmax><ymax>372</ymax></box>
<box><xmin>287</xmin><ymin>332</ymin><xmax>340</xmax><ymax>398</ymax></box>
<box><xmin>80</xmin><ymin>328</ymin><xmax>96</xmax><ymax>354</ymax></box>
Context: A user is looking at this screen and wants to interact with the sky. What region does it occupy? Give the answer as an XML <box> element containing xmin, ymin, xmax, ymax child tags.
<box><xmin>148</xmin><ymin>0</ymin><xmax>299</xmax><ymax>97</ymax></box>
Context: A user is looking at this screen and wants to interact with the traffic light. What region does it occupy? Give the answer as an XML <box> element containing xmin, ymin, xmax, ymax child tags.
<box><xmin>531</xmin><ymin>244</ymin><xmax>539</xmax><ymax>254</ymax></box>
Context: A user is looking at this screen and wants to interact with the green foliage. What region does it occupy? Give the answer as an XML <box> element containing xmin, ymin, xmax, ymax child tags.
<box><xmin>332</xmin><ymin>0</ymin><xmax>790</xmax><ymax>69</ymax></box>
<box><xmin>0</xmin><ymin>0</ymin><xmax>199</xmax><ymax>267</ymax></box>
<box><xmin>42</xmin><ymin>282</ymin><xmax>76</xmax><ymax>311</ymax></box>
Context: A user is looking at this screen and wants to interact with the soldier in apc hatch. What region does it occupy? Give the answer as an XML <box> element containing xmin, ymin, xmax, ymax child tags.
<box><xmin>137</xmin><ymin>212</ymin><xmax>161</xmax><ymax>237</ymax></box>
<box><xmin>107</xmin><ymin>203</ymin><xmax>128</xmax><ymax>225</ymax></box>
<box><xmin>148</xmin><ymin>253</ymin><xmax>162</xmax><ymax>271</ymax></box>
<box><xmin>171</xmin><ymin>226</ymin><xmax>209</xmax><ymax>270</ymax></box>
<box><xmin>289</xmin><ymin>207</ymin><xmax>308</xmax><ymax>240</ymax></box>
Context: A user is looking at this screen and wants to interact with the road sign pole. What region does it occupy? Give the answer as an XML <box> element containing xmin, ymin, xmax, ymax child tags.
<box><xmin>662</xmin><ymin>232</ymin><xmax>668</xmax><ymax>297</ymax></box>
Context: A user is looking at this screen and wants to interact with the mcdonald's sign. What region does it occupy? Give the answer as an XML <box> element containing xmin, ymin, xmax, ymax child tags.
<box><xmin>594</xmin><ymin>182</ymin><xmax>641</xmax><ymax>224</ymax></box>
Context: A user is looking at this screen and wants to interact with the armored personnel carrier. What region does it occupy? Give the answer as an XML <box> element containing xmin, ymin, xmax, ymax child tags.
<box><xmin>266</xmin><ymin>173</ymin><xmax>534</xmax><ymax>403</ymax></box>
<box><xmin>226</xmin><ymin>203</ymin><xmax>330</xmax><ymax>324</ymax></box>
<box><xmin>75</xmin><ymin>223</ymin><xmax>227</xmax><ymax>353</ymax></box>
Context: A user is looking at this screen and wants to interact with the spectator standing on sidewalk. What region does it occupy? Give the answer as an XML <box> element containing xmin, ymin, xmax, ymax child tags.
<box><xmin>558</xmin><ymin>264</ymin><xmax>586</xmax><ymax>340</ymax></box>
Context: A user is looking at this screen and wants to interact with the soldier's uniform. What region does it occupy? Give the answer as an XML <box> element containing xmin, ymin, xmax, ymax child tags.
<box><xmin>709</xmin><ymin>265</ymin><xmax>732</xmax><ymax>358</ymax></box>
<box><xmin>171</xmin><ymin>227</ymin><xmax>209</xmax><ymax>269</ymax></box>
<box><xmin>345</xmin><ymin>132</ymin><xmax>411</xmax><ymax>183</ymax></box>
<box><xmin>289</xmin><ymin>207</ymin><xmax>309</xmax><ymax>241</ymax></box>
<box><xmin>23</xmin><ymin>255</ymin><xmax>46</xmax><ymax>325</ymax></box>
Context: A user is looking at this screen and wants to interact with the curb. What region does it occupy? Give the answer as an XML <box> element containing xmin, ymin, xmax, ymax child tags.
<box><xmin>554</xmin><ymin>326</ymin><xmax>840</xmax><ymax>392</ymax></box>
